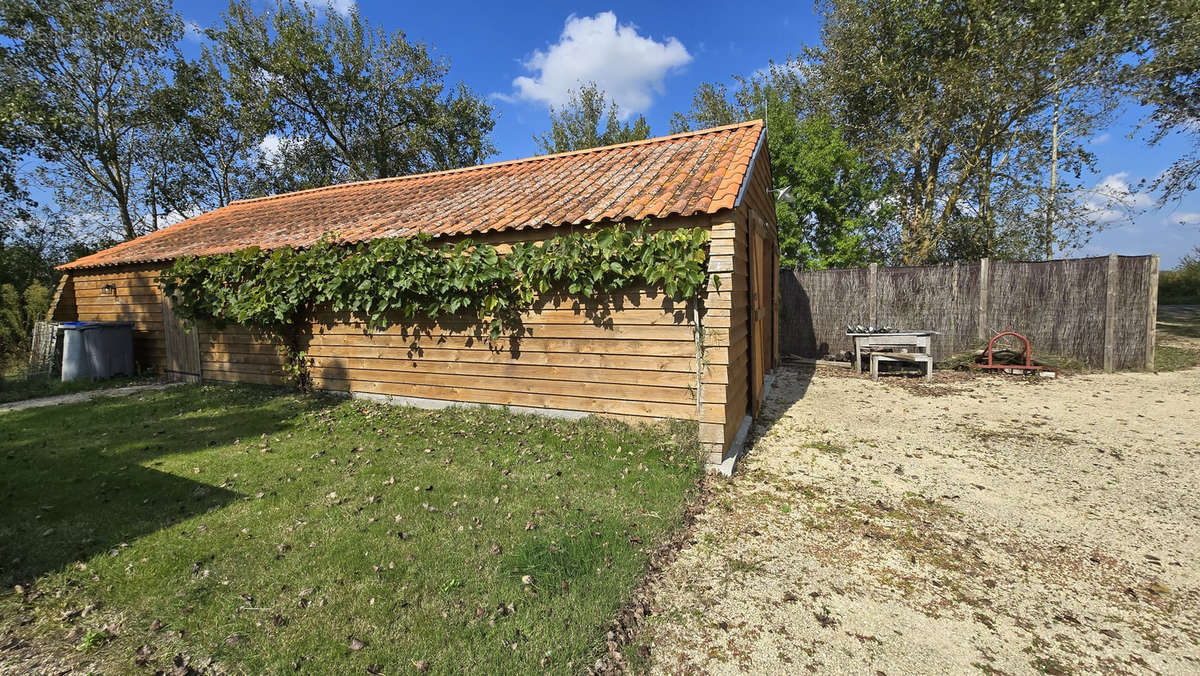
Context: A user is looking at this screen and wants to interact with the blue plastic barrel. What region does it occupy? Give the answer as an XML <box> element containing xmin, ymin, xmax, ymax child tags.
<box><xmin>60</xmin><ymin>322</ymin><xmax>135</xmax><ymax>381</ymax></box>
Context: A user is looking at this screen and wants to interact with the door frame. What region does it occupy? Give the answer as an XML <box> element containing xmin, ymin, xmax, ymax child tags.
<box><xmin>162</xmin><ymin>293</ymin><xmax>202</xmax><ymax>382</ymax></box>
<box><xmin>746</xmin><ymin>211</ymin><xmax>775</xmax><ymax>417</ymax></box>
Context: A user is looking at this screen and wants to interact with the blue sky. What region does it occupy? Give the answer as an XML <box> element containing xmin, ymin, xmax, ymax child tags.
<box><xmin>176</xmin><ymin>0</ymin><xmax>1200</xmax><ymax>267</ymax></box>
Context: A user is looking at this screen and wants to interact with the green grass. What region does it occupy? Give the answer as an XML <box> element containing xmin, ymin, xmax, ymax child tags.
<box><xmin>0</xmin><ymin>373</ymin><xmax>156</xmax><ymax>404</ymax></box>
<box><xmin>1154</xmin><ymin>344</ymin><xmax>1200</xmax><ymax>371</ymax></box>
<box><xmin>0</xmin><ymin>384</ymin><xmax>702</xmax><ymax>674</ymax></box>
<box><xmin>1155</xmin><ymin>305</ymin><xmax>1200</xmax><ymax>371</ymax></box>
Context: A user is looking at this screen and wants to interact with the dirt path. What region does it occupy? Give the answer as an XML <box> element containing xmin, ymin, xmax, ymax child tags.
<box><xmin>647</xmin><ymin>366</ymin><xmax>1200</xmax><ymax>674</ymax></box>
<box><xmin>0</xmin><ymin>382</ymin><xmax>179</xmax><ymax>413</ymax></box>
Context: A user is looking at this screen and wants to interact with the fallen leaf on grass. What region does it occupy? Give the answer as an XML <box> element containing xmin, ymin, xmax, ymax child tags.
<box><xmin>348</xmin><ymin>637</ymin><xmax>366</xmax><ymax>651</ymax></box>
<box><xmin>135</xmin><ymin>644</ymin><xmax>155</xmax><ymax>666</ymax></box>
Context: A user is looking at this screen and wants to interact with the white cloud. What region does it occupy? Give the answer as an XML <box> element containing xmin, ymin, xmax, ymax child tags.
<box><xmin>509</xmin><ymin>12</ymin><xmax>692</xmax><ymax>118</ymax></box>
<box><xmin>1089</xmin><ymin>132</ymin><xmax>1110</xmax><ymax>145</ymax></box>
<box><xmin>302</xmin><ymin>0</ymin><xmax>355</xmax><ymax>17</ymax></box>
<box><xmin>183</xmin><ymin>20</ymin><xmax>205</xmax><ymax>43</ymax></box>
<box><xmin>1082</xmin><ymin>172</ymin><xmax>1156</xmax><ymax>224</ymax></box>
<box><xmin>327</xmin><ymin>0</ymin><xmax>355</xmax><ymax>16</ymax></box>
<box><xmin>258</xmin><ymin>134</ymin><xmax>285</xmax><ymax>163</ymax></box>
<box><xmin>1168</xmin><ymin>211</ymin><xmax>1200</xmax><ymax>226</ymax></box>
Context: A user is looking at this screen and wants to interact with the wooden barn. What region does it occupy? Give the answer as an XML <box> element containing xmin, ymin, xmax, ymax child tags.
<box><xmin>50</xmin><ymin>121</ymin><xmax>779</xmax><ymax>467</ymax></box>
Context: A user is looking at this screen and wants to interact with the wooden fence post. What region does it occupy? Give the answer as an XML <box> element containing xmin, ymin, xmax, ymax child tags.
<box><xmin>977</xmin><ymin>258</ymin><xmax>989</xmax><ymax>340</ymax></box>
<box><xmin>1146</xmin><ymin>254</ymin><xmax>1159</xmax><ymax>370</ymax></box>
<box><xmin>867</xmin><ymin>263</ymin><xmax>878</xmax><ymax>327</ymax></box>
<box><xmin>1104</xmin><ymin>253</ymin><xmax>1118</xmax><ymax>372</ymax></box>
<box><xmin>950</xmin><ymin>262</ymin><xmax>959</xmax><ymax>350</ymax></box>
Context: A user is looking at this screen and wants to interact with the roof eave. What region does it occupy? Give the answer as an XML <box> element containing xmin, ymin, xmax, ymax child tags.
<box><xmin>733</xmin><ymin>126</ymin><xmax>767</xmax><ymax>209</ymax></box>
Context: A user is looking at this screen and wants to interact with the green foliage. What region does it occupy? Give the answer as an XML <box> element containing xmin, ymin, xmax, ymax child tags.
<box><xmin>76</xmin><ymin>629</ymin><xmax>107</xmax><ymax>652</ymax></box>
<box><xmin>534</xmin><ymin>82</ymin><xmax>650</xmax><ymax>154</ymax></box>
<box><xmin>1159</xmin><ymin>247</ymin><xmax>1200</xmax><ymax>304</ymax></box>
<box><xmin>772</xmin><ymin>112</ymin><xmax>893</xmax><ymax>269</ymax></box>
<box><xmin>808</xmin><ymin>0</ymin><xmax>1135</xmax><ymax>264</ymax></box>
<box><xmin>213</xmin><ymin>0</ymin><xmax>496</xmax><ymax>184</ymax></box>
<box><xmin>145</xmin><ymin>50</ymin><xmax>273</xmax><ymax>213</ymax></box>
<box><xmin>0</xmin><ymin>283</ymin><xmax>23</xmax><ymax>367</ymax></box>
<box><xmin>21</xmin><ymin>281</ymin><xmax>50</xmax><ymax>325</ymax></box>
<box><xmin>1130</xmin><ymin>0</ymin><xmax>1199</xmax><ymax>200</ymax></box>
<box><xmin>160</xmin><ymin>223</ymin><xmax>715</xmax><ymax>386</ymax></box>
<box><xmin>673</xmin><ymin>71</ymin><xmax>890</xmax><ymax>269</ymax></box>
<box><xmin>0</xmin><ymin>280</ymin><xmax>50</xmax><ymax>368</ymax></box>
<box><xmin>1</xmin><ymin>0</ymin><xmax>183</xmax><ymax>241</ymax></box>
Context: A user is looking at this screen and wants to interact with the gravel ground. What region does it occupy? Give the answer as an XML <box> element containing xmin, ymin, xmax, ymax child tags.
<box><xmin>646</xmin><ymin>365</ymin><xmax>1200</xmax><ymax>674</ymax></box>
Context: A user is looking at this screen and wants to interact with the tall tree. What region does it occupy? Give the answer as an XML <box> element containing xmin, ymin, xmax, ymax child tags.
<box><xmin>0</xmin><ymin>0</ymin><xmax>182</xmax><ymax>241</ymax></box>
<box><xmin>673</xmin><ymin>64</ymin><xmax>891</xmax><ymax>269</ymax></box>
<box><xmin>534</xmin><ymin>83</ymin><xmax>650</xmax><ymax>154</ymax></box>
<box><xmin>1131</xmin><ymin>0</ymin><xmax>1199</xmax><ymax>201</ymax></box>
<box><xmin>144</xmin><ymin>50</ymin><xmax>274</xmax><ymax>219</ymax></box>
<box><xmin>0</xmin><ymin>53</ymin><xmax>39</xmax><ymax>222</ymax></box>
<box><xmin>808</xmin><ymin>0</ymin><xmax>1134</xmax><ymax>263</ymax></box>
<box><xmin>212</xmin><ymin>0</ymin><xmax>496</xmax><ymax>184</ymax></box>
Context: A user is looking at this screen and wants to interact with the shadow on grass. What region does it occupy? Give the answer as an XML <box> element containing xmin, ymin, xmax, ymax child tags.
<box><xmin>1157</xmin><ymin>305</ymin><xmax>1200</xmax><ymax>339</ymax></box>
<box><xmin>0</xmin><ymin>384</ymin><xmax>332</xmax><ymax>587</ymax></box>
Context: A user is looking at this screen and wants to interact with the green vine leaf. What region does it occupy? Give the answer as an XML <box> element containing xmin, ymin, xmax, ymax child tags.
<box><xmin>158</xmin><ymin>220</ymin><xmax>717</xmax><ymax>388</ymax></box>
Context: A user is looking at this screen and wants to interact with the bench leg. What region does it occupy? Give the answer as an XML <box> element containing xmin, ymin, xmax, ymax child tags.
<box><xmin>870</xmin><ymin>354</ymin><xmax>879</xmax><ymax>380</ymax></box>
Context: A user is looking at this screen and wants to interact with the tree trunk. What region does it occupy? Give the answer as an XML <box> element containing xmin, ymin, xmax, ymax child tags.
<box><xmin>1045</xmin><ymin>98</ymin><xmax>1060</xmax><ymax>260</ymax></box>
<box><xmin>117</xmin><ymin>193</ymin><xmax>136</xmax><ymax>241</ymax></box>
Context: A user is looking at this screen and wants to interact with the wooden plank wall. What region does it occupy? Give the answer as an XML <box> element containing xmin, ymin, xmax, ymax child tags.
<box><xmin>63</xmin><ymin>264</ymin><xmax>167</xmax><ymax>372</ymax></box>
<box><xmin>58</xmin><ymin>203</ymin><xmax>781</xmax><ymax>461</ymax></box>
<box><xmin>198</xmin><ymin>290</ymin><xmax>703</xmax><ymax>421</ymax></box>
<box><xmin>698</xmin><ymin>210</ymin><xmax>750</xmax><ymax>463</ymax></box>
<box><xmin>695</xmin><ymin>144</ymin><xmax>779</xmax><ymax>464</ymax></box>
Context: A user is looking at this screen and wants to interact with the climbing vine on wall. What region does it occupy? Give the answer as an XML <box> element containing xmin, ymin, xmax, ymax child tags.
<box><xmin>159</xmin><ymin>221</ymin><xmax>716</xmax><ymax>389</ymax></box>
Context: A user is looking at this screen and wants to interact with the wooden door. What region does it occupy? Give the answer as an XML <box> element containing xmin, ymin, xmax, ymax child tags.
<box><xmin>162</xmin><ymin>294</ymin><xmax>201</xmax><ymax>382</ymax></box>
<box><xmin>748</xmin><ymin>216</ymin><xmax>774</xmax><ymax>416</ymax></box>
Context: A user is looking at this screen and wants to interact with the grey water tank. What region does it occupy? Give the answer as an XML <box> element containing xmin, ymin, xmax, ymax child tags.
<box><xmin>60</xmin><ymin>322</ymin><xmax>135</xmax><ymax>381</ymax></box>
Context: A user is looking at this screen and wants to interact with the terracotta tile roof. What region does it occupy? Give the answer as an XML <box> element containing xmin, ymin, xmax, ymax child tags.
<box><xmin>60</xmin><ymin>120</ymin><xmax>765</xmax><ymax>270</ymax></box>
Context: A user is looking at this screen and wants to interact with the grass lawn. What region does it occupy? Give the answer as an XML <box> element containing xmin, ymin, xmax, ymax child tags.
<box><xmin>0</xmin><ymin>384</ymin><xmax>702</xmax><ymax>674</ymax></box>
<box><xmin>0</xmin><ymin>373</ymin><xmax>158</xmax><ymax>405</ymax></box>
<box><xmin>1155</xmin><ymin>305</ymin><xmax>1200</xmax><ymax>371</ymax></box>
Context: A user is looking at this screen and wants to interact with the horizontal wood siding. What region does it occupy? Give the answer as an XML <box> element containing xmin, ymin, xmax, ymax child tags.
<box><xmin>197</xmin><ymin>293</ymin><xmax>700</xmax><ymax>419</ymax></box>
<box><xmin>698</xmin><ymin>210</ymin><xmax>750</xmax><ymax>463</ymax></box>
<box><xmin>63</xmin><ymin>211</ymin><xmax>771</xmax><ymax>460</ymax></box>
<box><xmin>68</xmin><ymin>265</ymin><xmax>166</xmax><ymax>372</ymax></box>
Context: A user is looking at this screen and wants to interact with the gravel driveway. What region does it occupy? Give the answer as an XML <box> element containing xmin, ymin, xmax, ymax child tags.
<box><xmin>646</xmin><ymin>366</ymin><xmax>1200</xmax><ymax>674</ymax></box>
